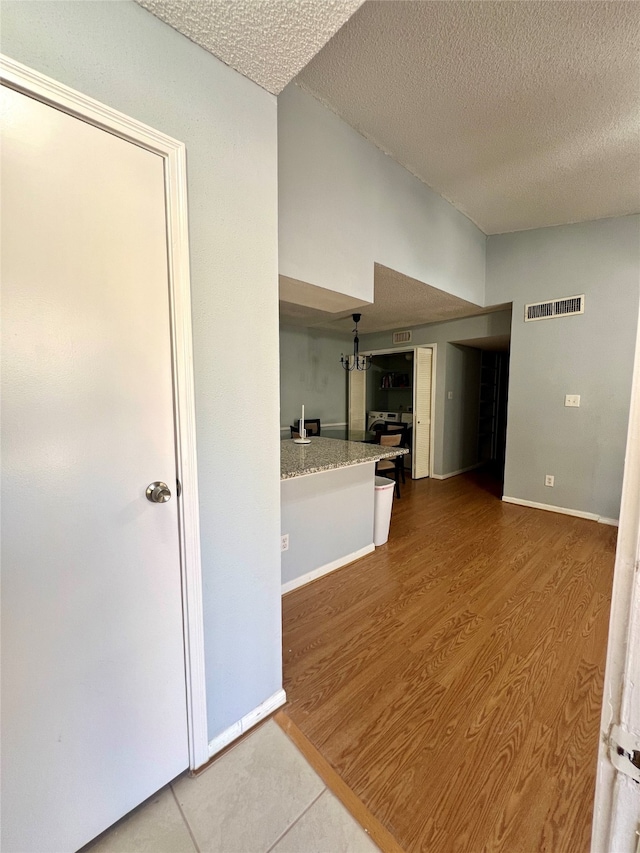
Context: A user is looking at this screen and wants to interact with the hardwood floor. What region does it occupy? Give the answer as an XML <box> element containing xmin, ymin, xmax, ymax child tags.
<box><xmin>282</xmin><ymin>471</ymin><xmax>617</xmax><ymax>853</ymax></box>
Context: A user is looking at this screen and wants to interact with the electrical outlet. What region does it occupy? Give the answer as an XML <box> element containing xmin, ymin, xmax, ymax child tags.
<box><xmin>565</xmin><ymin>395</ymin><xmax>581</xmax><ymax>407</ymax></box>
<box><xmin>281</xmin><ymin>534</ymin><xmax>289</xmax><ymax>552</ymax></box>
<box><xmin>545</xmin><ymin>475</ymin><xmax>554</xmax><ymax>487</ymax></box>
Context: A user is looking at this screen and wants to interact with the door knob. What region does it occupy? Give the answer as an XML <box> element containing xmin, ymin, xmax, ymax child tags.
<box><xmin>146</xmin><ymin>481</ymin><xmax>171</xmax><ymax>503</ymax></box>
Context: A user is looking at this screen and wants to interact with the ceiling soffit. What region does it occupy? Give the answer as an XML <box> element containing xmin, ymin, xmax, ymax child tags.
<box><xmin>280</xmin><ymin>265</ymin><xmax>510</xmax><ymax>334</ymax></box>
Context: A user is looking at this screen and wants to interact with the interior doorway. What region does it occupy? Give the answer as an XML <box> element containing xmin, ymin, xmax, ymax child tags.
<box><xmin>449</xmin><ymin>335</ymin><xmax>510</xmax><ymax>490</ymax></box>
<box><xmin>477</xmin><ymin>349</ymin><xmax>510</xmax><ymax>486</ymax></box>
<box><xmin>349</xmin><ymin>345</ymin><xmax>435</xmax><ymax>479</ymax></box>
<box><xmin>368</xmin><ymin>350</ymin><xmax>414</xmax><ymax>418</ymax></box>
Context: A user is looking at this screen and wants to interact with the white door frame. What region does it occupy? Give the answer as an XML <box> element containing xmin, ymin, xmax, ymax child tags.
<box><xmin>591</xmin><ymin>302</ymin><xmax>640</xmax><ymax>852</ymax></box>
<box><xmin>0</xmin><ymin>55</ymin><xmax>209</xmax><ymax>770</ymax></box>
<box><xmin>361</xmin><ymin>344</ymin><xmax>437</xmax><ymax>479</ymax></box>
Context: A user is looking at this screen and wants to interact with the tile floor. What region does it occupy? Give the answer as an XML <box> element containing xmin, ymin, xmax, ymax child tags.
<box><xmin>85</xmin><ymin>720</ymin><xmax>378</xmax><ymax>853</ymax></box>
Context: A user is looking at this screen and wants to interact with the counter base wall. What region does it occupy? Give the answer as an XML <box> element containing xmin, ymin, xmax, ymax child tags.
<box><xmin>281</xmin><ymin>462</ymin><xmax>375</xmax><ymax>592</ymax></box>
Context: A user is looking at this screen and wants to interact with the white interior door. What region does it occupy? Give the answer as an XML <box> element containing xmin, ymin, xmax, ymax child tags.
<box><xmin>1</xmin><ymin>86</ymin><xmax>189</xmax><ymax>852</ymax></box>
<box><xmin>591</xmin><ymin>305</ymin><xmax>640</xmax><ymax>853</ymax></box>
<box><xmin>413</xmin><ymin>347</ymin><xmax>433</xmax><ymax>479</ymax></box>
<box><xmin>348</xmin><ymin>360</ymin><xmax>367</xmax><ymax>432</ymax></box>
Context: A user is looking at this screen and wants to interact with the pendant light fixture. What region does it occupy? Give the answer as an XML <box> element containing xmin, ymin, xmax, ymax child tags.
<box><xmin>340</xmin><ymin>313</ymin><xmax>371</xmax><ymax>371</ymax></box>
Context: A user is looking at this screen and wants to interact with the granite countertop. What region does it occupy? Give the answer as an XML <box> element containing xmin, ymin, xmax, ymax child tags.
<box><xmin>281</xmin><ymin>436</ymin><xmax>408</xmax><ymax>480</ymax></box>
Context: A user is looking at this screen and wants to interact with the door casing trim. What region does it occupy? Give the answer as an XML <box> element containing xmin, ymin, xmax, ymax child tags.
<box><xmin>360</xmin><ymin>344</ymin><xmax>437</xmax><ymax>480</ymax></box>
<box><xmin>1</xmin><ymin>54</ymin><xmax>209</xmax><ymax>770</ymax></box>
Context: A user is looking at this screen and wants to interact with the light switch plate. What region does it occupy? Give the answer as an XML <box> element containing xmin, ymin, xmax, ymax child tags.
<box><xmin>565</xmin><ymin>395</ymin><xmax>581</xmax><ymax>407</ymax></box>
<box><xmin>448</xmin><ymin>391</ymin><xmax>453</xmax><ymax>400</ymax></box>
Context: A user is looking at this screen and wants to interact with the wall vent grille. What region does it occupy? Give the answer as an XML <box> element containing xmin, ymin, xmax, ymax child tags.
<box><xmin>525</xmin><ymin>294</ymin><xmax>584</xmax><ymax>322</ymax></box>
<box><xmin>393</xmin><ymin>330</ymin><xmax>412</xmax><ymax>344</ymax></box>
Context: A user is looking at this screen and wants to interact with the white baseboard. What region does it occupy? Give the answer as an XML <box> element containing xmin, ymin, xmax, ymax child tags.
<box><xmin>281</xmin><ymin>544</ymin><xmax>375</xmax><ymax>595</ymax></box>
<box><xmin>432</xmin><ymin>463</ymin><xmax>483</xmax><ymax>480</ymax></box>
<box><xmin>207</xmin><ymin>689</ymin><xmax>287</xmax><ymax>759</ymax></box>
<box><xmin>502</xmin><ymin>495</ymin><xmax>619</xmax><ymax>526</ymax></box>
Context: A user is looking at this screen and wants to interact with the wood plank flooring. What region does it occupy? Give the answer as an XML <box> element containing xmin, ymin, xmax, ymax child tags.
<box><xmin>282</xmin><ymin>472</ymin><xmax>617</xmax><ymax>853</ymax></box>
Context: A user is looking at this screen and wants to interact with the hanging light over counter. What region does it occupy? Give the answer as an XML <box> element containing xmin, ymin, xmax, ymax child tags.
<box><xmin>341</xmin><ymin>313</ymin><xmax>371</xmax><ymax>371</ymax></box>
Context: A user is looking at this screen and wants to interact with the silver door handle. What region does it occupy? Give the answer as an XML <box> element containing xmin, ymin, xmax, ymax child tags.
<box><xmin>146</xmin><ymin>481</ymin><xmax>171</xmax><ymax>503</ymax></box>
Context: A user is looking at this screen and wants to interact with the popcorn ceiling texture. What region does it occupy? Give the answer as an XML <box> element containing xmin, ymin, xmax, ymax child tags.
<box><xmin>297</xmin><ymin>1</ymin><xmax>640</xmax><ymax>234</ymax></box>
<box><xmin>135</xmin><ymin>0</ymin><xmax>364</xmax><ymax>94</ymax></box>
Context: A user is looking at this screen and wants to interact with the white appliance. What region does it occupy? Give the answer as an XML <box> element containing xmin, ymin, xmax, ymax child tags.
<box><xmin>367</xmin><ymin>410</ymin><xmax>401</xmax><ymax>431</ymax></box>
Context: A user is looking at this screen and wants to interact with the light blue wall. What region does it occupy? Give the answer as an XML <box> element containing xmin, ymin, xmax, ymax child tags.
<box><xmin>281</xmin><ymin>463</ymin><xmax>375</xmax><ymax>587</ymax></box>
<box><xmin>279</xmin><ymin>78</ymin><xmax>639</xmax><ymax>523</ymax></box>
<box><xmin>2</xmin><ymin>0</ymin><xmax>283</xmax><ymax>741</ymax></box>
<box><xmin>279</xmin><ymin>325</ymin><xmax>351</xmax><ymax>429</ymax></box>
<box><xmin>487</xmin><ymin>216</ymin><xmax>640</xmax><ymax>518</ymax></box>
<box><xmin>279</xmin><ymin>83</ymin><xmax>486</xmax><ymax>305</ymax></box>
<box><xmin>444</xmin><ymin>345</ymin><xmax>482</xmax><ymax>475</ymax></box>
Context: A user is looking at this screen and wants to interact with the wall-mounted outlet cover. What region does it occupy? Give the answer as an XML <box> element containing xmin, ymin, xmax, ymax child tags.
<box><xmin>545</xmin><ymin>475</ymin><xmax>555</xmax><ymax>487</ymax></box>
<box><xmin>281</xmin><ymin>534</ymin><xmax>289</xmax><ymax>552</ymax></box>
<box><xmin>447</xmin><ymin>391</ymin><xmax>453</xmax><ymax>400</ymax></box>
<box><xmin>565</xmin><ymin>395</ymin><xmax>581</xmax><ymax>407</ymax></box>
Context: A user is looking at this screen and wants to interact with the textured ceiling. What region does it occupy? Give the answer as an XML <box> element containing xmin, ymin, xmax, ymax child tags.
<box><xmin>297</xmin><ymin>1</ymin><xmax>640</xmax><ymax>234</ymax></box>
<box><xmin>280</xmin><ymin>265</ymin><xmax>510</xmax><ymax>333</ymax></box>
<box><xmin>135</xmin><ymin>0</ymin><xmax>364</xmax><ymax>94</ymax></box>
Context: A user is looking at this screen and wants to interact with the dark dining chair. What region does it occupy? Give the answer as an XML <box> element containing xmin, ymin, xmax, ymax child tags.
<box><xmin>381</xmin><ymin>423</ymin><xmax>408</xmax><ymax>484</ymax></box>
<box><xmin>290</xmin><ymin>418</ymin><xmax>321</xmax><ymax>438</ymax></box>
<box><xmin>376</xmin><ymin>433</ymin><xmax>403</xmax><ymax>498</ymax></box>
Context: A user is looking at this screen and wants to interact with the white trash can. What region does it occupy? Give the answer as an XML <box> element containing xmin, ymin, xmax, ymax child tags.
<box><xmin>373</xmin><ymin>476</ymin><xmax>395</xmax><ymax>546</ymax></box>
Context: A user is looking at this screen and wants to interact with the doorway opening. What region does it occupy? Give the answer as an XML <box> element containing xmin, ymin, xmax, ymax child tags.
<box><xmin>368</xmin><ymin>350</ymin><xmax>414</xmax><ymax>470</ymax></box>
<box><xmin>449</xmin><ymin>335</ymin><xmax>510</xmax><ymax>492</ymax></box>
<box><xmin>477</xmin><ymin>349</ymin><xmax>510</xmax><ymax>488</ymax></box>
<box><xmin>349</xmin><ymin>345</ymin><xmax>435</xmax><ymax>480</ymax></box>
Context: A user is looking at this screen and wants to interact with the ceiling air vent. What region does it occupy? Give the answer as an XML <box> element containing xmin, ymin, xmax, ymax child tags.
<box><xmin>393</xmin><ymin>330</ymin><xmax>412</xmax><ymax>344</ymax></box>
<box><xmin>524</xmin><ymin>294</ymin><xmax>585</xmax><ymax>322</ymax></box>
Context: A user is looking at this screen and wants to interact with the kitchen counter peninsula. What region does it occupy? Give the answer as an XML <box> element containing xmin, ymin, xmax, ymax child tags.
<box><xmin>280</xmin><ymin>436</ymin><xmax>407</xmax><ymax>480</ymax></box>
<box><xmin>280</xmin><ymin>437</ymin><xmax>407</xmax><ymax>594</ymax></box>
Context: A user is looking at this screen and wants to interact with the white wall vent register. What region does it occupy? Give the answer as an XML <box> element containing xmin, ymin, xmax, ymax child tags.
<box><xmin>524</xmin><ymin>294</ymin><xmax>585</xmax><ymax>322</ymax></box>
<box><xmin>393</xmin><ymin>330</ymin><xmax>412</xmax><ymax>344</ymax></box>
